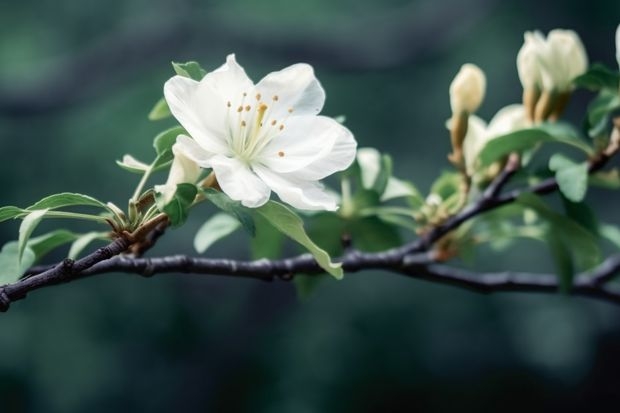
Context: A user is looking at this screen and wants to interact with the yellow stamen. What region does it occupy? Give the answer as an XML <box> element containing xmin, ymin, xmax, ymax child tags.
<box><xmin>237</xmin><ymin>106</ymin><xmax>243</xmax><ymax>113</ymax></box>
<box><xmin>288</xmin><ymin>108</ymin><xmax>294</xmax><ymax>113</ymax></box>
<box><xmin>278</xmin><ymin>151</ymin><xmax>285</xmax><ymax>157</ymax></box>
<box><xmin>256</xmin><ymin>93</ymin><xmax>261</xmax><ymax>100</ymax></box>
<box><xmin>245</xmin><ymin>105</ymin><xmax>251</xmax><ymax>111</ymax></box>
<box><xmin>279</xmin><ymin>125</ymin><xmax>284</xmax><ymax>131</ymax></box>
<box><xmin>241</xmin><ymin>120</ymin><xmax>246</xmax><ymax>127</ymax></box>
<box><xmin>256</xmin><ymin>103</ymin><xmax>269</xmax><ymax>126</ymax></box>
<box><xmin>271</xmin><ymin>120</ymin><xmax>277</xmax><ymax>126</ymax></box>
<box><xmin>273</xmin><ymin>95</ymin><xmax>279</xmax><ymax>101</ymax></box>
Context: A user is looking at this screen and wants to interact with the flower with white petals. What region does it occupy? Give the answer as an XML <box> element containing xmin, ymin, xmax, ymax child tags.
<box><xmin>461</xmin><ymin>105</ymin><xmax>529</xmax><ymax>176</ymax></box>
<box><xmin>517</xmin><ymin>29</ymin><xmax>588</xmax><ymax>92</ymax></box>
<box><xmin>449</xmin><ymin>64</ymin><xmax>486</xmax><ymax>115</ymax></box>
<box><xmin>155</xmin><ymin>144</ymin><xmax>202</xmax><ymax>204</ymax></box>
<box><xmin>163</xmin><ymin>54</ymin><xmax>357</xmax><ymax>210</ymax></box>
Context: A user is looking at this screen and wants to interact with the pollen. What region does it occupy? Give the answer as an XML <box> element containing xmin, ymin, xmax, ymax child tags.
<box><xmin>271</xmin><ymin>120</ymin><xmax>277</xmax><ymax>126</ymax></box>
<box><xmin>227</xmin><ymin>101</ymin><xmax>231</xmax><ymax>107</ymax></box>
<box><xmin>241</xmin><ymin>120</ymin><xmax>247</xmax><ymax>127</ymax></box>
<box><xmin>245</xmin><ymin>105</ymin><xmax>251</xmax><ymax>111</ymax></box>
<box><xmin>256</xmin><ymin>93</ymin><xmax>262</xmax><ymax>100</ymax></box>
<box><xmin>243</xmin><ymin>92</ymin><xmax>247</xmax><ymax>97</ymax></box>
<box><xmin>273</xmin><ymin>95</ymin><xmax>279</xmax><ymax>101</ymax></box>
<box><xmin>237</xmin><ymin>106</ymin><xmax>243</xmax><ymax>113</ymax></box>
<box><xmin>279</xmin><ymin>124</ymin><xmax>284</xmax><ymax>131</ymax></box>
<box><xmin>288</xmin><ymin>108</ymin><xmax>294</xmax><ymax>113</ymax></box>
<box><xmin>278</xmin><ymin>151</ymin><xmax>285</xmax><ymax>157</ymax></box>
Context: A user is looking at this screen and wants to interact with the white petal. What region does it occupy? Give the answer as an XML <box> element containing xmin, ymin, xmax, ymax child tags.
<box><xmin>461</xmin><ymin>115</ymin><xmax>488</xmax><ymax>175</ymax></box>
<box><xmin>255</xmin><ymin>63</ymin><xmax>325</xmax><ymax>120</ymax></box>
<box><xmin>209</xmin><ymin>155</ymin><xmax>270</xmax><ymax>208</ymax></box>
<box><xmin>356</xmin><ymin>147</ymin><xmax>382</xmax><ymax>189</ymax></box>
<box><xmin>615</xmin><ymin>24</ymin><xmax>620</xmax><ymax>69</ymax></box>
<box><xmin>257</xmin><ymin>116</ymin><xmax>356</xmax><ymax>180</ymax></box>
<box><xmin>164</xmin><ymin>76</ymin><xmax>230</xmax><ymax>154</ymax></box>
<box><xmin>208</xmin><ymin>54</ymin><xmax>255</xmax><ymax>99</ymax></box>
<box><xmin>174</xmin><ymin>135</ymin><xmax>214</xmax><ymax>167</ymax></box>
<box><xmin>487</xmin><ymin>104</ymin><xmax>529</xmax><ymax>137</ymax></box>
<box><xmin>253</xmin><ymin>165</ymin><xmax>337</xmax><ymax>211</ymax></box>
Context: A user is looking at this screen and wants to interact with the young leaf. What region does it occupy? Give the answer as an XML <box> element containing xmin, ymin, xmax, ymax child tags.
<box><xmin>584</xmin><ymin>90</ymin><xmax>620</xmax><ymax>138</ymax></box>
<box><xmin>548</xmin><ymin>154</ymin><xmax>589</xmax><ymax>202</ymax></box>
<box><xmin>0</xmin><ymin>242</ymin><xmax>35</xmax><ymax>285</ymax></box>
<box><xmin>573</xmin><ymin>63</ymin><xmax>620</xmax><ymax>91</ymax></box>
<box><xmin>256</xmin><ymin>201</ymin><xmax>343</xmax><ymax>279</ymax></box>
<box><xmin>194</xmin><ymin>213</ymin><xmax>241</xmax><ymax>253</ymax></box>
<box><xmin>27</xmin><ymin>193</ymin><xmax>108</xmax><ymax>211</ymax></box>
<box><xmin>172</xmin><ymin>61</ymin><xmax>207</xmax><ymax>81</ymax></box>
<box><xmin>68</xmin><ymin>232</ymin><xmax>108</xmax><ymax>260</ymax></box>
<box><xmin>148</xmin><ymin>97</ymin><xmax>172</xmax><ymax>121</ymax></box>
<box><xmin>28</xmin><ymin>230</ymin><xmax>77</xmax><ymax>260</ymax></box>
<box><xmin>203</xmin><ymin>188</ymin><xmax>255</xmax><ymax>236</ymax></box>
<box><xmin>251</xmin><ymin>213</ymin><xmax>284</xmax><ymax>259</ymax></box>
<box><xmin>0</xmin><ymin>206</ymin><xmax>26</xmax><ymax>223</ymax></box>
<box><xmin>18</xmin><ymin>209</ymin><xmax>48</xmax><ymax>263</ymax></box>
<box><xmin>116</xmin><ymin>154</ymin><xmax>150</xmax><ymax>173</ymax></box>
<box><xmin>155</xmin><ymin>183</ymin><xmax>197</xmax><ymax>226</ymax></box>
<box><xmin>153</xmin><ymin>126</ymin><xmax>186</xmax><ymax>157</ymax></box>
<box><xmin>600</xmin><ymin>224</ymin><xmax>620</xmax><ymax>249</ymax></box>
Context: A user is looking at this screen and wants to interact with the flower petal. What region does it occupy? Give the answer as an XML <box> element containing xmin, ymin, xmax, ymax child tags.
<box><xmin>164</xmin><ymin>76</ymin><xmax>230</xmax><ymax>154</ymax></box>
<box><xmin>253</xmin><ymin>165</ymin><xmax>338</xmax><ymax>211</ymax></box>
<box><xmin>209</xmin><ymin>155</ymin><xmax>270</xmax><ymax>208</ymax></box>
<box><xmin>255</xmin><ymin>63</ymin><xmax>325</xmax><ymax>120</ymax></box>
<box><xmin>208</xmin><ymin>54</ymin><xmax>255</xmax><ymax>100</ymax></box>
<box><xmin>174</xmin><ymin>135</ymin><xmax>214</xmax><ymax>167</ymax></box>
<box><xmin>257</xmin><ymin>116</ymin><xmax>356</xmax><ymax>180</ymax></box>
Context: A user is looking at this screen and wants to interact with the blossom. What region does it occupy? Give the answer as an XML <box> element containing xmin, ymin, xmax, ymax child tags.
<box><xmin>517</xmin><ymin>29</ymin><xmax>588</xmax><ymax>92</ymax></box>
<box><xmin>163</xmin><ymin>54</ymin><xmax>357</xmax><ymax>210</ymax></box>
<box><xmin>461</xmin><ymin>104</ymin><xmax>529</xmax><ymax>176</ymax></box>
<box><xmin>155</xmin><ymin>144</ymin><xmax>202</xmax><ymax>204</ymax></box>
<box><xmin>449</xmin><ymin>64</ymin><xmax>486</xmax><ymax>114</ymax></box>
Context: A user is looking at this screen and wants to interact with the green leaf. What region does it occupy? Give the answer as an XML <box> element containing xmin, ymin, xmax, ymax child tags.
<box><xmin>153</xmin><ymin>126</ymin><xmax>186</xmax><ymax>156</ymax></box>
<box><xmin>194</xmin><ymin>213</ymin><xmax>242</xmax><ymax>253</ymax></box>
<box><xmin>256</xmin><ymin>201</ymin><xmax>343</xmax><ymax>279</ymax></box>
<box><xmin>0</xmin><ymin>206</ymin><xmax>26</xmax><ymax>223</ymax></box>
<box><xmin>548</xmin><ymin>154</ymin><xmax>589</xmax><ymax>202</ymax></box>
<box><xmin>203</xmin><ymin>188</ymin><xmax>255</xmax><ymax>236</ymax></box>
<box><xmin>17</xmin><ymin>209</ymin><xmax>48</xmax><ymax>263</ymax></box>
<box><xmin>68</xmin><ymin>232</ymin><xmax>108</xmax><ymax>259</ymax></box>
<box><xmin>600</xmin><ymin>224</ymin><xmax>620</xmax><ymax>249</ymax></box>
<box><xmin>148</xmin><ymin>97</ymin><xmax>172</xmax><ymax>121</ymax></box>
<box><xmin>27</xmin><ymin>193</ymin><xmax>108</xmax><ymax>211</ymax></box>
<box><xmin>518</xmin><ymin>193</ymin><xmax>601</xmax><ymax>271</ymax></box>
<box><xmin>156</xmin><ymin>183</ymin><xmax>197</xmax><ymax>226</ymax></box>
<box><xmin>547</xmin><ymin>231</ymin><xmax>575</xmax><ymax>293</ymax></box>
<box><xmin>28</xmin><ymin>230</ymin><xmax>77</xmax><ymax>260</ymax></box>
<box><xmin>589</xmin><ymin>169</ymin><xmax>620</xmax><ymax>189</ymax></box>
<box><xmin>561</xmin><ymin>198</ymin><xmax>598</xmax><ymax>236</ymax></box>
<box><xmin>0</xmin><ymin>242</ymin><xmax>35</xmax><ymax>285</ymax></box>
<box><xmin>478</xmin><ymin>125</ymin><xmax>592</xmax><ymax>168</ymax></box>
<box><xmin>116</xmin><ymin>154</ymin><xmax>150</xmax><ymax>173</ymax></box>
<box><xmin>573</xmin><ymin>63</ymin><xmax>620</xmax><ymax>91</ymax></box>
<box><xmin>172</xmin><ymin>61</ymin><xmax>207</xmax><ymax>80</ymax></box>
<box><xmin>250</xmin><ymin>213</ymin><xmax>284</xmax><ymax>259</ymax></box>
<box><xmin>356</xmin><ymin>148</ymin><xmax>394</xmax><ymax>196</ymax></box>
<box><xmin>584</xmin><ymin>90</ymin><xmax>620</xmax><ymax>138</ymax></box>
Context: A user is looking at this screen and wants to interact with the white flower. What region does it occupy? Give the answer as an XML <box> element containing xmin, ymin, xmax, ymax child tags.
<box><xmin>449</xmin><ymin>64</ymin><xmax>486</xmax><ymax>114</ymax></box>
<box><xmin>163</xmin><ymin>54</ymin><xmax>357</xmax><ymax>210</ymax></box>
<box><xmin>616</xmin><ymin>23</ymin><xmax>620</xmax><ymax>69</ymax></box>
<box><xmin>155</xmin><ymin>144</ymin><xmax>202</xmax><ymax>204</ymax></box>
<box><xmin>461</xmin><ymin>104</ymin><xmax>529</xmax><ymax>175</ymax></box>
<box><xmin>517</xmin><ymin>29</ymin><xmax>588</xmax><ymax>92</ymax></box>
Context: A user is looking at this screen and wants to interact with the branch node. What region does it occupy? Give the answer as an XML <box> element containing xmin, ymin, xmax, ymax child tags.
<box><xmin>0</xmin><ymin>289</ymin><xmax>11</xmax><ymax>312</ymax></box>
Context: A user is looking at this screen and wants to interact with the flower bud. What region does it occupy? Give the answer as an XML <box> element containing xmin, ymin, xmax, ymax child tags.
<box><xmin>155</xmin><ymin>138</ymin><xmax>202</xmax><ymax>204</ymax></box>
<box><xmin>449</xmin><ymin>64</ymin><xmax>486</xmax><ymax>115</ymax></box>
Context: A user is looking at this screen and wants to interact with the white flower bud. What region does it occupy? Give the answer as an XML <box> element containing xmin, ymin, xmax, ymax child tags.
<box><xmin>155</xmin><ymin>138</ymin><xmax>202</xmax><ymax>204</ymax></box>
<box><xmin>517</xmin><ymin>31</ymin><xmax>545</xmax><ymax>90</ymax></box>
<box><xmin>449</xmin><ymin>64</ymin><xmax>486</xmax><ymax>114</ymax></box>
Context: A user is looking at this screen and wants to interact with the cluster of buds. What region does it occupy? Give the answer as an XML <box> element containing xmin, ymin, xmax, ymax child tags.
<box><xmin>517</xmin><ymin>29</ymin><xmax>588</xmax><ymax>122</ymax></box>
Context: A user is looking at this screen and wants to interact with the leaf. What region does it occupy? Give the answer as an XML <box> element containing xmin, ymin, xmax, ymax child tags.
<box><xmin>153</xmin><ymin>126</ymin><xmax>186</xmax><ymax>157</ymax></box>
<box><xmin>381</xmin><ymin>177</ymin><xmax>423</xmax><ymax>205</ymax></box>
<box><xmin>17</xmin><ymin>209</ymin><xmax>48</xmax><ymax>263</ymax></box>
<box><xmin>68</xmin><ymin>232</ymin><xmax>108</xmax><ymax>259</ymax></box>
<box><xmin>478</xmin><ymin>125</ymin><xmax>592</xmax><ymax>168</ymax></box>
<box><xmin>589</xmin><ymin>169</ymin><xmax>620</xmax><ymax>189</ymax></box>
<box><xmin>203</xmin><ymin>188</ymin><xmax>255</xmax><ymax>236</ymax></box>
<box><xmin>356</xmin><ymin>148</ymin><xmax>393</xmax><ymax>196</ymax></box>
<box><xmin>0</xmin><ymin>242</ymin><xmax>35</xmax><ymax>285</ymax></box>
<box><xmin>548</xmin><ymin>154</ymin><xmax>589</xmax><ymax>202</ymax></box>
<box><xmin>573</xmin><ymin>63</ymin><xmax>620</xmax><ymax>91</ymax></box>
<box><xmin>561</xmin><ymin>198</ymin><xmax>598</xmax><ymax>236</ymax></box>
<box><xmin>600</xmin><ymin>224</ymin><xmax>620</xmax><ymax>249</ymax></box>
<box><xmin>148</xmin><ymin>97</ymin><xmax>172</xmax><ymax>121</ymax></box>
<box><xmin>156</xmin><ymin>183</ymin><xmax>197</xmax><ymax>226</ymax></box>
<box><xmin>517</xmin><ymin>193</ymin><xmax>601</xmax><ymax>271</ymax></box>
<box><xmin>116</xmin><ymin>154</ymin><xmax>150</xmax><ymax>173</ymax></box>
<box><xmin>251</xmin><ymin>213</ymin><xmax>284</xmax><ymax>259</ymax></box>
<box><xmin>0</xmin><ymin>206</ymin><xmax>26</xmax><ymax>223</ymax></box>
<box><xmin>547</xmin><ymin>231</ymin><xmax>575</xmax><ymax>293</ymax></box>
<box><xmin>256</xmin><ymin>201</ymin><xmax>343</xmax><ymax>279</ymax></box>
<box><xmin>172</xmin><ymin>61</ymin><xmax>207</xmax><ymax>81</ymax></box>
<box><xmin>584</xmin><ymin>90</ymin><xmax>620</xmax><ymax>138</ymax></box>
<box><xmin>27</xmin><ymin>193</ymin><xmax>108</xmax><ymax>211</ymax></box>
<box><xmin>194</xmin><ymin>213</ymin><xmax>242</xmax><ymax>253</ymax></box>
<box><xmin>28</xmin><ymin>230</ymin><xmax>77</xmax><ymax>260</ymax></box>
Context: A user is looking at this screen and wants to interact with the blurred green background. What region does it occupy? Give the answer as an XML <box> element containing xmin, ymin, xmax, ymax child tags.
<box><xmin>1</xmin><ymin>0</ymin><xmax>620</xmax><ymax>411</ymax></box>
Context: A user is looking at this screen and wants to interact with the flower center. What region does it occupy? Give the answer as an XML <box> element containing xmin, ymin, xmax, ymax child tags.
<box><xmin>226</xmin><ymin>92</ymin><xmax>293</xmax><ymax>164</ymax></box>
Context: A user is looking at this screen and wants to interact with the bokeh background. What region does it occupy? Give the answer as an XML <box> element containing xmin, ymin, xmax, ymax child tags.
<box><xmin>1</xmin><ymin>0</ymin><xmax>620</xmax><ymax>411</ymax></box>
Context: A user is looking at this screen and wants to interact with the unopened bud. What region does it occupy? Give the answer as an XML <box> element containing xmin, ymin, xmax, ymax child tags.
<box><xmin>449</xmin><ymin>64</ymin><xmax>486</xmax><ymax>115</ymax></box>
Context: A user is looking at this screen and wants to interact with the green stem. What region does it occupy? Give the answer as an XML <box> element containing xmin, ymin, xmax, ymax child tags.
<box><xmin>41</xmin><ymin>211</ymin><xmax>110</xmax><ymax>223</ymax></box>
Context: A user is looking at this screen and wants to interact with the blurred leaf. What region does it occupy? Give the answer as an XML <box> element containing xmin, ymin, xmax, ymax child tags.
<box><xmin>0</xmin><ymin>242</ymin><xmax>35</xmax><ymax>285</ymax></box>
<box><xmin>478</xmin><ymin>124</ymin><xmax>592</xmax><ymax>168</ymax></box>
<box><xmin>381</xmin><ymin>177</ymin><xmax>423</xmax><ymax>205</ymax></box>
<box><xmin>518</xmin><ymin>193</ymin><xmax>601</xmax><ymax>271</ymax></box>
<box><xmin>28</xmin><ymin>230</ymin><xmax>77</xmax><ymax>260</ymax></box>
<box><xmin>172</xmin><ymin>61</ymin><xmax>207</xmax><ymax>80</ymax></box>
<box><xmin>153</xmin><ymin>126</ymin><xmax>185</xmax><ymax>156</ymax></box>
<box><xmin>251</xmin><ymin>213</ymin><xmax>285</xmax><ymax>259</ymax></box>
<box><xmin>68</xmin><ymin>232</ymin><xmax>108</xmax><ymax>260</ymax></box>
<box><xmin>561</xmin><ymin>198</ymin><xmax>599</xmax><ymax>236</ymax></box>
<box><xmin>148</xmin><ymin>97</ymin><xmax>172</xmax><ymax>121</ymax></box>
<box><xmin>600</xmin><ymin>224</ymin><xmax>620</xmax><ymax>249</ymax></box>
<box><xmin>0</xmin><ymin>206</ymin><xmax>25</xmax><ymax>223</ymax></box>
<box><xmin>18</xmin><ymin>209</ymin><xmax>48</xmax><ymax>263</ymax></box>
<box><xmin>547</xmin><ymin>231</ymin><xmax>574</xmax><ymax>293</ymax></box>
<box><xmin>589</xmin><ymin>169</ymin><xmax>620</xmax><ymax>189</ymax></box>
<box><xmin>27</xmin><ymin>193</ymin><xmax>108</xmax><ymax>211</ymax></box>
<box><xmin>203</xmin><ymin>188</ymin><xmax>255</xmax><ymax>236</ymax></box>
<box><xmin>350</xmin><ymin>216</ymin><xmax>402</xmax><ymax>252</ymax></box>
<box><xmin>573</xmin><ymin>63</ymin><xmax>620</xmax><ymax>91</ymax></box>
<box><xmin>584</xmin><ymin>90</ymin><xmax>620</xmax><ymax>137</ymax></box>
<box><xmin>156</xmin><ymin>183</ymin><xmax>197</xmax><ymax>226</ymax></box>
<box><xmin>116</xmin><ymin>154</ymin><xmax>150</xmax><ymax>173</ymax></box>
<box><xmin>256</xmin><ymin>201</ymin><xmax>343</xmax><ymax>279</ymax></box>
<box><xmin>194</xmin><ymin>213</ymin><xmax>241</xmax><ymax>253</ymax></box>
<box><xmin>549</xmin><ymin>154</ymin><xmax>589</xmax><ymax>202</ymax></box>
